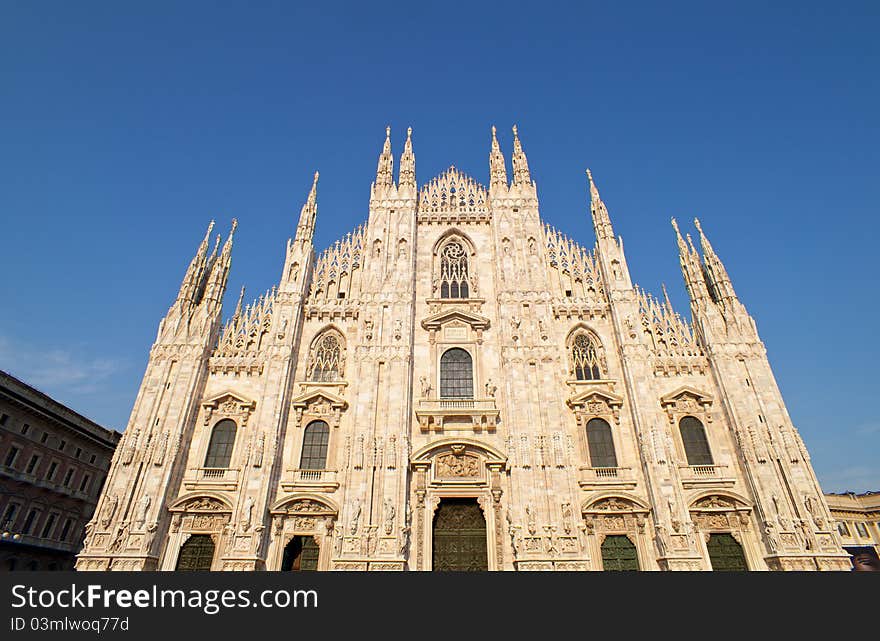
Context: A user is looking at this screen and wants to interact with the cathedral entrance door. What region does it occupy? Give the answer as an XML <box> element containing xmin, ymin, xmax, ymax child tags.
<box><xmin>706</xmin><ymin>533</ymin><xmax>748</xmax><ymax>571</ymax></box>
<box><xmin>432</xmin><ymin>498</ymin><xmax>488</xmax><ymax>571</ymax></box>
<box><xmin>281</xmin><ymin>535</ymin><xmax>320</xmax><ymax>571</ymax></box>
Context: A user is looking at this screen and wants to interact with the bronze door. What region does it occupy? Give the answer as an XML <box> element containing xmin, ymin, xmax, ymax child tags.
<box><xmin>281</xmin><ymin>536</ymin><xmax>320</xmax><ymax>571</ymax></box>
<box><xmin>601</xmin><ymin>535</ymin><xmax>640</xmax><ymax>571</ymax></box>
<box><xmin>175</xmin><ymin>534</ymin><xmax>215</xmax><ymax>571</ymax></box>
<box><xmin>432</xmin><ymin>498</ymin><xmax>488</xmax><ymax>571</ymax></box>
<box><xmin>706</xmin><ymin>533</ymin><xmax>748</xmax><ymax>571</ymax></box>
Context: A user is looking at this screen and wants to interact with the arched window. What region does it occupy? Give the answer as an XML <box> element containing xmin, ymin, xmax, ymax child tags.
<box><xmin>440</xmin><ymin>348</ymin><xmax>473</xmax><ymax>398</ymax></box>
<box><xmin>439</xmin><ymin>241</ymin><xmax>469</xmax><ymax>299</ymax></box>
<box><xmin>706</xmin><ymin>533</ymin><xmax>747</xmax><ymax>571</ymax></box>
<box><xmin>601</xmin><ymin>535</ymin><xmax>640</xmax><ymax>571</ymax></box>
<box><xmin>307</xmin><ymin>332</ymin><xmax>344</xmax><ymax>382</ymax></box>
<box><xmin>175</xmin><ymin>534</ymin><xmax>215</xmax><ymax>571</ymax></box>
<box><xmin>300</xmin><ymin>421</ymin><xmax>330</xmax><ymax>470</ymax></box>
<box><xmin>572</xmin><ymin>333</ymin><xmax>601</xmax><ymax>380</ymax></box>
<box><xmin>587</xmin><ymin>418</ymin><xmax>617</xmax><ymax>468</ymax></box>
<box><xmin>281</xmin><ymin>536</ymin><xmax>320</xmax><ymax>571</ymax></box>
<box><xmin>679</xmin><ymin>416</ymin><xmax>713</xmax><ymax>466</ymax></box>
<box><xmin>204</xmin><ymin>419</ymin><xmax>237</xmax><ymax>468</ymax></box>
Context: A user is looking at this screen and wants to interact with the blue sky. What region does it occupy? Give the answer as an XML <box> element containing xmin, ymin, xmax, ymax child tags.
<box><xmin>1</xmin><ymin>2</ymin><xmax>877</xmax><ymax>492</ymax></box>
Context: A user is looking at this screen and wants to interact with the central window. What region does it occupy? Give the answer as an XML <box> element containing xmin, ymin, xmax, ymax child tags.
<box><xmin>300</xmin><ymin>421</ymin><xmax>329</xmax><ymax>470</ymax></box>
<box><xmin>439</xmin><ymin>241</ymin><xmax>469</xmax><ymax>298</ymax></box>
<box><xmin>440</xmin><ymin>348</ymin><xmax>473</xmax><ymax>398</ymax></box>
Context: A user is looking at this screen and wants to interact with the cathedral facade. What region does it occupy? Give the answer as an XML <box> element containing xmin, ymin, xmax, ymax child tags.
<box><xmin>76</xmin><ymin>126</ymin><xmax>850</xmax><ymax>571</ymax></box>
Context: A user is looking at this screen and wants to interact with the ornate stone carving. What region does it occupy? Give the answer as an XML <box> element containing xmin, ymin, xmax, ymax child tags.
<box><xmin>435</xmin><ymin>451</ymin><xmax>480</xmax><ymax>478</ymax></box>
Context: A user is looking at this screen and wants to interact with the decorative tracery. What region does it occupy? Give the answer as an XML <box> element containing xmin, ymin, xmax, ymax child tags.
<box><xmin>572</xmin><ymin>333</ymin><xmax>602</xmax><ymax>380</ymax></box>
<box><xmin>306</xmin><ymin>331</ymin><xmax>345</xmax><ymax>382</ymax></box>
<box><xmin>439</xmin><ymin>241</ymin><xmax>470</xmax><ymax>299</ymax></box>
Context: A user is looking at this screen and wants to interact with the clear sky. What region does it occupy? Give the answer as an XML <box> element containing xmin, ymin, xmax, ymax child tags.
<box><xmin>1</xmin><ymin>2</ymin><xmax>877</xmax><ymax>492</ymax></box>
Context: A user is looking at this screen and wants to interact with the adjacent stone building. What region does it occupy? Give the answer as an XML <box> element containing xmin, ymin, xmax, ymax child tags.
<box><xmin>824</xmin><ymin>491</ymin><xmax>879</xmax><ymax>570</ymax></box>
<box><xmin>76</xmin><ymin>126</ymin><xmax>851</xmax><ymax>571</ymax></box>
<box><xmin>0</xmin><ymin>369</ymin><xmax>121</xmax><ymax>570</ymax></box>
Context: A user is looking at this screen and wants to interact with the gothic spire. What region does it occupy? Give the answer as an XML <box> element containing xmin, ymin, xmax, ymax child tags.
<box><xmin>511</xmin><ymin>124</ymin><xmax>531</xmax><ymax>185</ymax></box>
<box><xmin>177</xmin><ymin>220</ymin><xmax>215</xmax><ymax>306</ymax></box>
<box><xmin>489</xmin><ymin>125</ymin><xmax>508</xmax><ymax>190</ymax></box>
<box><xmin>671</xmin><ymin>217</ymin><xmax>710</xmax><ymax>304</ymax></box>
<box><xmin>232</xmin><ymin>285</ymin><xmax>245</xmax><ymax>322</ymax></box>
<box><xmin>398</xmin><ymin>126</ymin><xmax>416</xmax><ymax>190</ymax></box>
<box><xmin>375</xmin><ymin>125</ymin><xmax>394</xmax><ymax>188</ymax></box>
<box><xmin>295</xmin><ymin>171</ymin><xmax>319</xmax><ymax>243</ymax></box>
<box><xmin>586</xmin><ymin>169</ymin><xmax>614</xmax><ymax>240</ymax></box>
<box><xmin>204</xmin><ymin>219</ymin><xmax>237</xmax><ymax>307</ymax></box>
<box><xmin>694</xmin><ymin>217</ymin><xmax>737</xmax><ymax>301</ymax></box>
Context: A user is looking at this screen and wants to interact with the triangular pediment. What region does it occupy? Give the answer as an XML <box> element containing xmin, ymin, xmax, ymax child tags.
<box><xmin>566</xmin><ymin>388</ymin><xmax>624</xmax><ymax>410</ymax></box>
<box><xmin>421</xmin><ymin>308</ymin><xmax>491</xmax><ymax>331</ymax></box>
<box><xmin>659</xmin><ymin>385</ymin><xmax>713</xmax><ymax>406</ymax></box>
<box><xmin>290</xmin><ymin>389</ymin><xmax>348</xmax><ymax>410</ymax></box>
<box><xmin>201</xmin><ymin>390</ymin><xmax>256</xmax><ymax>410</ymax></box>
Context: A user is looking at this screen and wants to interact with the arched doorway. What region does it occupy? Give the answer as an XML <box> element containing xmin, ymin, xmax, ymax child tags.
<box><xmin>281</xmin><ymin>536</ymin><xmax>320</xmax><ymax>571</ymax></box>
<box><xmin>601</xmin><ymin>535</ymin><xmax>639</xmax><ymax>571</ymax></box>
<box><xmin>706</xmin><ymin>533</ymin><xmax>748</xmax><ymax>571</ymax></box>
<box><xmin>432</xmin><ymin>498</ymin><xmax>487</xmax><ymax>571</ymax></box>
<box><xmin>175</xmin><ymin>534</ymin><xmax>215</xmax><ymax>571</ymax></box>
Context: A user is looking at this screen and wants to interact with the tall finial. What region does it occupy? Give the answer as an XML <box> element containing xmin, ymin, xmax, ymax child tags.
<box><xmin>295</xmin><ymin>172</ymin><xmax>319</xmax><ymax>243</ymax></box>
<box><xmin>233</xmin><ymin>285</ymin><xmax>245</xmax><ymax>321</ymax></box>
<box><xmin>511</xmin><ymin>124</ymin><xmax>531</xmax><ymax>185</ymax></box>
<box><xmin>671</xmin><ymin>218</ymin><xmax>710</xmax><ymax>304</ymax></box>
<box><xmin>399</xmin><ymin>126</ymin><xmax>416</xmax><ymax>190</ymax></box>
<box><xmin>587</xmin><ymin>169</ymin><xmax>613</xmax><ymax>240</ymax></box>
<box><xmin>693</xmin><ymin>217</ymin><xmax>736</xmax><ymax>301</ymax></box>
<box><xmin>489</xmin><ymin>124</ymin><xmax>508</xmax><ymax>190</ymax></box>
<box><xmin>309</xmin><ymin>171</ymin><xmax>319</xmax><ymax>204</ymax></box>
<box><xmin>177</xmin><ymin>219</ymin><xmax>217</xmax><ymax>306</ymax></box>
<box><xmin>375</xmin><ymin>126</ymin><xmax>393</xmax><ymax>188</ymax></box>
<box><xmin>202</xmin><ymin>219</ymin><xmax>237</xmax><ymax>307</ymax></box>
<box><xmin>661</xmin><ymin>282</ymin><xmax>674</xmax><ymax>311</ymax></box>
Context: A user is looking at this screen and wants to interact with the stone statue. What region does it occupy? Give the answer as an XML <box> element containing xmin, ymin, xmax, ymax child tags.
<box><xmin>241</xmin><ymin>496</ymin><xmax>254</xmax><ymax>532</ymax></box>
<box><xmin>485</xmin><ymin>379</ymin><xmax>497</xmax><ymax>398</ymax></box>
<box><xmin>561</xmin><ymin>502</ymin><xmax>573</xmax><ymax>535</ymax></box>
<box><xmin>384</xmin><ymin>499</ymin><xmax>396</xmax><ymax>535</ymax></box>
<box><xmin>135</xmin><ymin>494</ymin><xmax>151</xmax><ymax>528</ymax></box>
<box><xmin>419</xmin><ymin>376</ymin><xmax>432</xmax><ymax>398</ymax></box>
<box><xmin>101</xmin><ymin>494</ymin><xmax>119</xmax><ymax>528</ymax></box>
<box><xmin>349</xmin><ymin>499</ymin><xmax>361</xmax><ymax>535</ymax></box>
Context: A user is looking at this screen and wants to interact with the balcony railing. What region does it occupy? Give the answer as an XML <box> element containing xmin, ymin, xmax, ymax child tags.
<box><xmin>577</xmin><ymin>466</ymin><xmax>637</xmax><ymax>489</ymax></box>
<box><xmin>281</xmin><ymin>469</ymin><xmax>339</xmax><ymax>492</ymax></box>
<box><xmin>183</xmin><ymin>467</ymin><xmax>240</xmax><ymax>490</ymax></box>
<box><xmin>677</xmin><ymin>464</ymin><xmax>735</xmax><ymax>487</ymax></box>
<box><xmin>414</xmin><ymin>397</ymin><xmax>500</xmax><ymax>432</ymax></box>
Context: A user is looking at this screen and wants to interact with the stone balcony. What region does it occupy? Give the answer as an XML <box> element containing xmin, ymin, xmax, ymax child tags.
<box><xmin>677</xmin><ymin>464</ymin><xmax>737</xmax><ymax>488</ymax></box>
<box><xmin>182</xmin><ymin>467</ymin><xmax>240</xmax><ymax>492</ymax></box>
<box><xmin>577</xmin><ymin>466</ymin><xmax>638</xmax><ymax>490</ymax></box>
<box><xmin>280</xmin><ymin>468</ymin><xmax>340</xmax><ymax>493</ymax></box>
<box><xmin>414</xmin><ymin>397</ymin><xmax>500</xmax><ymax>433</ymax></box>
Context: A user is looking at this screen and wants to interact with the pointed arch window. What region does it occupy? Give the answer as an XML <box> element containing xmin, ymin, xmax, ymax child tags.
<box><xmin>307</xmin><ymin>332</ymin><xmax>344</xmax><ymax>382</ymax></box>
<box><xmin>300</xmin><ymin>421</ymin><xmax>330</xmax><ymax>470</ymax></box>
<box><xmin>586</xmin><ymin>418</ymin><xmax>617</xmax><ymax>468</ymax></box>
<box><xmin>440</xmin><ymin>348</ymin><xmax>473</xmax><ymax>399</ymax></box>
<box><xmin>204</xmin><ymin>419</ymin><xmax>237</xmax><ymax>468</ymax></box>
<box><xmin>439</xmin><ymin>241</ymin><xmax>469</xmax><ymax>299</ymax></box>
<box><xmin>572</xmin><ymin>333</ymin><xmax>601</xmax><ymax>380</ymax></box>
<box><xmin>679</xmin><ymin>416</ymin><xmax>713</xmax><ymax>466</ymax></box>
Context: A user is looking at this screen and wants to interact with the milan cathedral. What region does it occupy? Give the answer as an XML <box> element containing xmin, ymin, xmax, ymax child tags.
<box><xmin>76</xmin><ymin>126</ymin><xmax>849</xmax><ymax>571</ymax></box>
